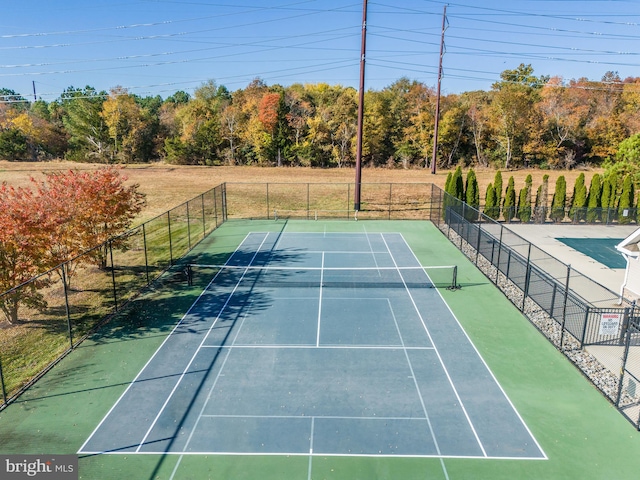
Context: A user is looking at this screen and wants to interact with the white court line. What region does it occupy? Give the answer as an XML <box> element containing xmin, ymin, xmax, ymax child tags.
<box><xmin>316</xmin><ymin>252</ymin><xmax>325</xmax><ymax>347</ymax></box>
<box><xmin>381</xmin><ymin>233</ymin><xmax>486</xmax><ymax>461</ymax></box>
<box><xmin>398</xmin><ymin>232</ymin><xmax>548</xmax><ymax>460</ymax></box>
<box><xmin>200</xmin><ymin>344</ymin><xmax>434</xmax><ymax>350</ymax></box>
<box><xmin>77</xmin><ymin>231</ymin><xmax>259</xmax><ymax>454</ymax></box>
<box><xmin>136</xmin><ymin>233</ymin><xmax>272</xmax><ymax>454</ymax></box>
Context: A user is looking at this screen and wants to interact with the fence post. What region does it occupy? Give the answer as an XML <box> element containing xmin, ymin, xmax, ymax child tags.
<box><xmin>579</xmin><ymin>306</ymin><xmax>590</xmax><ymax>349</ymax></box>
<box><xmin>61</xmin><ymin>265</ymin><xmax>73</xmax><ymax>349</ymax></box>
<box><xmin>201</xmin><ymin>193</ymin><xmax>206</xmax><ymax>238</ymax></box>
<box><xmin>266</xmin><ymin>183</ymin><xmax>270</xmax><ymax>219</ymax></box>
<box><xmin>475</xmin><ymin>220</ymin><xmax>482</xmax><ymax>265</ymax></box>
<box><xmin>388</xmin><ymin>183</ymin><xmax>393</xmax><ymax>220</ymax></box>
<box><xmin>0</xmin><ymin>355</ymin><xmax>6</xmax><ymax>407</ymax></box>
<box><xmin>307</xmin><ymin>183</ymin><xmax>311</xmax><ymax>220</ymax></box>
<box><xmin>221</xmin><ymin>183</ymin><xmax>228</xmax><ymax>222</ymax></box>
<box><xmin>521</xmin><ymin>243</ymin><xmax>532</xmax><ymax>311</ymax></box>
<box><xmin>560</xmin><ymin>264</ymin><xmax>572</xmax><ymax>349</ymax></box>
<box><xmin>616</xmin><ymin>301</ymin><xmax>635</xmax><ymax>407</ymax></box>
<box><xmin>109</xmin><ymin>240</ymin><xmax>118</xmax><ymax>312</ymax></box>
<box><xmin>167</xmin><ymin>211</ymin><xmax>173</xmax><ymax>266</ymax></box>
<box><xmin>186</xmin><ymin>201</ymin><xmax>192</xmax><ymax>250</ymax></box>
<box><xmin>142</xmin><ymin>223</ymin><xmax>150</xmax><ymax>284</ymax></box>
<box><xmin>494</xmin><ymin>225</ymin><xmax>504</xmax><ymax>285</ymax></box>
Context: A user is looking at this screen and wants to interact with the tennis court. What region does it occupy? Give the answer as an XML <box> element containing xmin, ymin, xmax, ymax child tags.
<box><xmin>79</xmin><ymin>231</ymin><xmax>544</xmax><ymax>462</ymax></box>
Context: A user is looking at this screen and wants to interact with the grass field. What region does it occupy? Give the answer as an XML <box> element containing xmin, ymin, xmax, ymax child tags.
<box><xmin>1</xmin><ymin>219</ymin><xmax>639</xmax><ymax>480</ymax></box>
<box><xmin>0</xmin><ymin>161</ymin><xmax>598</xmax><ymax>222</ymax></box>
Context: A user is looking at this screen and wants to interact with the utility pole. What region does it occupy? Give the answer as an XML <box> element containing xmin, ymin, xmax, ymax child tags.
<box><xmin>430</xmin><ymin>5</ymin><xmax>447</xmax><ymax>175</ymax></box>
<box><xmin>354</xmin><ymin>0</ymin><xmax>368</xmax><ymax>212</ymax></box>
<box><xmin>32</xmin><ymin>81</ymin><xmax>37</xmax><ymax>101</ymax></box>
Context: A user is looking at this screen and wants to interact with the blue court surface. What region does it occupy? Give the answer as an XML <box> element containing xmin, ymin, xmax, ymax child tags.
<box><xmin>79</xmin><ymin>232</ymin><xmax>545</xmax><ymax>460</ymax></box>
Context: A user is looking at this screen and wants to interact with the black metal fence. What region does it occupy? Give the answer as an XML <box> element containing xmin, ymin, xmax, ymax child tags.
<box><xmin>3</xmin><ymin>180</ymin><xmax>640</xmax><ymax>429</ymax></box>
<box><xmin>0</xmin><ymin>184</ymin><xmax>226</xmax><ymax>409</ymax></box>
<box><xmin>485</xmin><ymin>205</ymin><xmax>639</xmax><ymax>225</ymax></box>
<box><xmin>430</xmin><ymin>185</ymin><xmax>640</xmax><ymax>429</ymax></box>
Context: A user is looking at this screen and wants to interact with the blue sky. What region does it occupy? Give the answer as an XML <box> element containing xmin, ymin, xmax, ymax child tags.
<box><xmin>1</xmin><ymin>0</ymin><xmax>640</xmax><ymax>102</ymax></box>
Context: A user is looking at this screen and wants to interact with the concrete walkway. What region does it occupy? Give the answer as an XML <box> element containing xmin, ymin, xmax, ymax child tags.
<box><xmin>503</xmin><ymin>224</ymin><xmax>637</xmax><ymax>299</ymax></box>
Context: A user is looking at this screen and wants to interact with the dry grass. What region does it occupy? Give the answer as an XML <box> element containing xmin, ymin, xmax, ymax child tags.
<box><xmin>0</xmin><ymin>160</ymin><xmax>601</xmax><ymax>221</ymax></box>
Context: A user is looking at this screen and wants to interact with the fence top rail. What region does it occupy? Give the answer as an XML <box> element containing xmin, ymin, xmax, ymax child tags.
<box><xmin>0</xmin><ymin>183</ymin><xmax>227</xmax><ymax>300</ymax></box>
<box><xmin>438</xmin><ymin>187</ymin><xmax>633</xmax><ymax>309</ymax></box>
<box><xmin>225</xmin><ymin>182</ymin><xmax>436</xmax><ymax>186</ymax></box>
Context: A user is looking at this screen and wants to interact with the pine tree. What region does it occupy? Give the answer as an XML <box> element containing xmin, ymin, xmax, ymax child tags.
<box><xmin>534</xmin><ymin>174</ymin><xmax>549</xmax><ymax>223</ymax></box>
<box><xmin>586</xmin><ymin>174</ymin><xmax>602</xmax><ymax>223</ymax></box>
<box><xmin>618</xmin><ymin>175</ymin><xmax>635</xmax><ymax>224</ymax></box>
<box><xmin>465</xmin><ymin>168</ymin><xmax>479</xmax><ymax>220</ymax></box>
<box><xmin>550</xmin><ymin>175</ymin><xmax>567</xmax><ymax>222</ymax></box>
<box><xmin>602</xmin><ymin>173</ymin><xmax>618</xmax><ymax>223</ymax></box>
<box><xmin>503</xmin><ymin>176</ymin><xmax>516</xmax><ymax>222</ymax></box>
<box><xmin>484</xmin><ymin>183</ymin><xmax>499</xmax><ymax>220</ymax></box>
<box><xmin>517</xmin><ymin>176</ymin><xmax>532</xmax><ymax>223</ymax></box>
<box><xmin>494</xmin><ymin>170</ymin><xmax>503</xmax><ymax>209</ymax></box>
<box><xmin>453</xmin><ymin>166</ymin><xmax>464</xmax><ymax>200</ymax></box>
<box><xmin>569</xmin><ymin>172</ymin><xmax>587</xmax><ymax>222</ymax></box>
<box><xmin>444</xmin><ymin>171</ymin><xmax>452</xmax><ymax>195</ymax></box>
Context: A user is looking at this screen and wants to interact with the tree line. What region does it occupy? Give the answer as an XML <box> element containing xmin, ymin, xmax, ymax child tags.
<box><xmin>1</xmin><ymin>64</ymin><xmax>640</xmax><ymax>169</ymax></box>
<box><xmin>446</xmin><ymin>167</ymin><xmax>639</xmax><ymax>225</ymax></box>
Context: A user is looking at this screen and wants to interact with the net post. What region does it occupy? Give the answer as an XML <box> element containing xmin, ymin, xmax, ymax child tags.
<box><xmin>0</xmin><ymin>355</ymin><xmax>6</xmax><ymax>407</ymax></box>
<box><xmin>451</xmin><ymin>265</ymin><xmax>458</xmax><ymax>290</ymax></box>
<box><xmin>185</xmin><ymin>264</ymin><xmax>193</xmax><ymax>286</ymax></box>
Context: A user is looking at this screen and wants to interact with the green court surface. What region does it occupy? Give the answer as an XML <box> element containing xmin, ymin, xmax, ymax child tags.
<box><xmin>556</xmin><ymin>237</ymin><xmax>626</xmax><ymax>269</ymax></box>
<box><xmin>1</xmin><ymin>220</ymin><xmax>640</xmax><ymax>480</ymax></box>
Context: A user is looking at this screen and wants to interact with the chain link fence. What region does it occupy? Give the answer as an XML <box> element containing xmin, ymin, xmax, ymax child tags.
<box><xmin>431</xmin><ymin>185</ymin><xmax>640</xmax><ymax>429</ymax></box>
<box><xmin>3</xmin><ymin>180</ymin><xmax>639</xmax><ymax>429</ymax></box>
<box><xmin>0</xmin><ymin>184</ymin><xmax>226</xmax><ymax>409</ymax></box>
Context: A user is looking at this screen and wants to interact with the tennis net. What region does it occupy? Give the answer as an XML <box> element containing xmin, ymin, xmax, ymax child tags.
<box><xmin>184</xmin><ymin>264</ymin><xmax>459</xmax><ymax>290</ymax></box>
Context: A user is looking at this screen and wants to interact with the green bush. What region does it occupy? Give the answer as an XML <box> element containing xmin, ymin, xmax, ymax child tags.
<box><xmin>550</xmin><ymin>175</ymin><xmax>566</xmax><ymax>222</ymax></box>
<box><xmin>503</xmin><ymin>176</ymin><xmax>516</xmax><ymax>222</ymax></box>
<box><xmin>618</xmin><ymin>175</ymin><xmax>635</xmax><ymax>225</ymax></box>
<box><xmin>569</xmin><ymin>172</ymin><xmax>587</xmax><ymax>222</ymax></box>
<box><xmin>586</xmin><ymin>174</ymin><xmax>602</xmax><ymax>223</ymax></box>
<box><xmin>484</xmin><ymin>183</ymin><xmax>499</xmax><ymax>220</ymax></box>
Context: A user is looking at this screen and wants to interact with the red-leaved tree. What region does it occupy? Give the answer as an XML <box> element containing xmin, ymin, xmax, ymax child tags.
<box><xmin>36</xmin><ymin>167</ymin><xmax>146</xmax><ymax>274</ymax></box>
<box><xmin>0</xmin><ymin>167</ymin><xmax>146</xmax><ymax>323</ymax></box>
<box><xmin>0</xmin><ymin>185</ymin><xmax>53</xmax><ymax>323</ymax></box>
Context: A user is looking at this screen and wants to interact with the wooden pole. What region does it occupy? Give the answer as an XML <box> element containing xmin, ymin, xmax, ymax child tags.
<box><xmin>430</xmin><ymin>5</ymin><xmax>447</xmax><ymax>174</ymax></box>
<box><xmin>354</xmin><ymin>0</ymin><xmax>368</xmax><ymax>211</ymax></box>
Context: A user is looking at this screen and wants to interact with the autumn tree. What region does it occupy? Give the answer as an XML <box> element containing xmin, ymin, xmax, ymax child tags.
<box><xmin>0</xmin><ymin>185</ymin><xmax>51</xmax><ymax>323</ymax></box>
<box><xmin>462</xmin><ymin>90</ymin><xmax>492</xmax><ymax>166</ymax></box>
<box><xmin>490</xmin><ymin>64</ymin><xmax>546</xmax><ymax>168</ymax></box>
<box><xmin>35</xmin><ymin>167</ymin><xmax>146</xmax><ymax>270</ymax></box>
<box><xmin>101</xmin><ymin>86</ymin><xmax>146</xmax><ymax>163</ymax></box>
